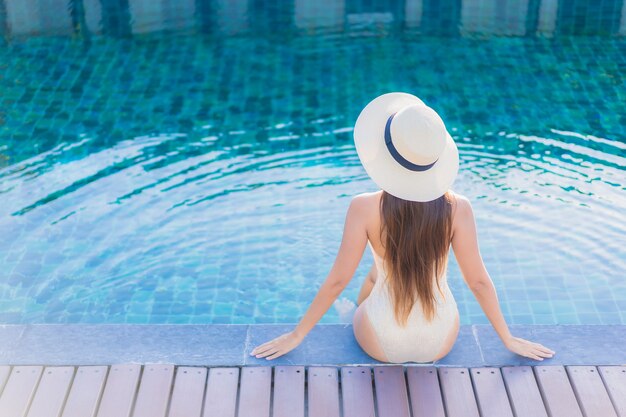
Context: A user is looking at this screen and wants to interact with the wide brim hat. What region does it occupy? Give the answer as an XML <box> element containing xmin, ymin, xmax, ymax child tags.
<box><xmin>353</xmin><ymin>92</ymin><xmax>459</xmax><ymax>202</ymax></box>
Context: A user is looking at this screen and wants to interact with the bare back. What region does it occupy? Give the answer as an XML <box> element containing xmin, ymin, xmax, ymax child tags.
<box><xmin>361</xmin><ymin>189</ymin><xmax>460</xmax><ymax>263</ymax></box>
<box><xmin>356</xmin><ymin>189</ymin><xmax>493</xmax><ymax>295</ymax></box>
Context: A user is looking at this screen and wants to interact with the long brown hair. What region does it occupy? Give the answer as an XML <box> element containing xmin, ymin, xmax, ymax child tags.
<box><xmin>379</xmin><ymin>190</ymin><xmax>455</xmax><ymax>326</ymax></box>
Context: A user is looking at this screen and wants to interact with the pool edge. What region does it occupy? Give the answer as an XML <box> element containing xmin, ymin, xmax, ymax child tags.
<box><xmin>0</xmin><ymin>324</ymin><xmax>624</xmax><ymax>366</ymax></box>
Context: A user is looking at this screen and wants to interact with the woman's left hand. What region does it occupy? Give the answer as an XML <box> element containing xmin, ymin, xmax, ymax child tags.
<box><xmin>250</xmin><ymin>330</ymin><xmax>304</xmax><ymax>360</ymax></box>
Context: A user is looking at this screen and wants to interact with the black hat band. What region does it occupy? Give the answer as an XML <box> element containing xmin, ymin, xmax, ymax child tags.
<box><xmin>384</xmin><ymin>112</ymin><xmax>438</xmax><ymax>172</ymax></box>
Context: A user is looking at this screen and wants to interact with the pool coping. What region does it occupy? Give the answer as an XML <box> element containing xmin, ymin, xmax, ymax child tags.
<box><xmin>0</xmin><ymin>324</ymin><xmax>624</xmax><ymax>366</ymax></box>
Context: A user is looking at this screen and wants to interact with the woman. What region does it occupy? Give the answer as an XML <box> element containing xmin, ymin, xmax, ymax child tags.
<box><xmin>250</xmin><ymin>92</ymin><xmax>554</xmax><ymax>363</ymax></box>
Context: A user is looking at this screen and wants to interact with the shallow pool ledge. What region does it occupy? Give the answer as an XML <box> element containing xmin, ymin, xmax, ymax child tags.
<box><xmin>0</xmin><ymin>324</ymin><xmax>624</xmax><ymax>367</ymax></box>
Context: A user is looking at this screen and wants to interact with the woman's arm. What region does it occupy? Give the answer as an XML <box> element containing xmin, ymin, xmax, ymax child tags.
<box><xmin>451</xmin><ymin>195</ymin><xmax>555</xmax><ymax>361</ymax></box>
<box><xmin>250</xmin><ymin>195</ymin><xmax>369</xmax><ymax>360</ymax></box>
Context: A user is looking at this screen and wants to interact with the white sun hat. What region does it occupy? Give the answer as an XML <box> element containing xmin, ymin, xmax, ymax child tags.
<box><xmin>353</xmin><ymin>92</ymin><xmax>459</xmax><ymax>202</ymax></box>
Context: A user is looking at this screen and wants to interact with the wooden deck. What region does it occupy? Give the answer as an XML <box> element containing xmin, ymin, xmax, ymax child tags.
<box><xmin>0</xmin><ymin>364</ymin><xmax>624</xmax><ymax>417</ymax></box>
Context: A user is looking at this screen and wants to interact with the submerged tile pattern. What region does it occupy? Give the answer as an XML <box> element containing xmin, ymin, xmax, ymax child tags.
<box><xmin>0</xmin><ymin>1</ymin><xmax>625</xmax><ymax>325</ymax></box>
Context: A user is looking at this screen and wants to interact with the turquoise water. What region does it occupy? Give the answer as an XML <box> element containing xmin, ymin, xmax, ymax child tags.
<box><xmin>0</xmin><ymin>1</ymin><xmax>625</xmax><ymax>325</ymax></box>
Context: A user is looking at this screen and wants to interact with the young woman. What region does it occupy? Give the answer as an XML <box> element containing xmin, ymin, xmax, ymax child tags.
<box><xmin>250</xmin><ymin>92</ymin><xmax>554</xmax><ymax>363</ymax></box>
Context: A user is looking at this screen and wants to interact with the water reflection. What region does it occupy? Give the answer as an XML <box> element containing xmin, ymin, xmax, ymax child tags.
<box><xmin>0</xmin><ymin>0</ymin><xmax>624</xmax><ymax>325</ymax></box>
<box><xmin>295</xmin><ymin>0</ymin><xmax>344</xmax><ymax>31</ymax></box>
<box><xmin>1</xmin><ymin>0</ymin><xmax>625</xmax><ymax>38</ymax></box>
<box><xmin>0</xmin><ymin>124</ymin><xmax>624</xmax><ymax>324</ymax></box>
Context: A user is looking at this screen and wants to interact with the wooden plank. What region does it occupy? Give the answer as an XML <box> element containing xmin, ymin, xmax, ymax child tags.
<box><xmin>168</xmin><ymin>367</ymin><xmax>207</xmax><ymax>417</ymax></box>
<box><xmin>132</xmin><ymin>364</ymin><xmax>175</xmax><ymax>417</ymax></box>
<box><xmin>534</xmin><ymin>366</ymin><xmax>583</xmax><ymax>417</ymax></box>
<box><xmin>0</xmin><ymin>366</ymin><xmax>10</xmax><ymax>396</ymax></box>
<box><xmin>373</xmin><ymin>366</ymin><xmax>410</xmax><ymax>417</ymax></box>
<box><xmin>0</xmin><ymin>366</ymin><xmax>43</xmax><ymax>417</ymax></box>
<box><xmin>470</xmin><ymin>368</ymin><xmax>514</xmax><ymax>417</ymax></box>
<box><xmin>438</xmin><ymin>368</ymin><xmax>480</xmax><ymax>417</ymax></box>
<box><xmin>273</xmin><ymin>366</ymin><xmax>305</xmax><ymax>417</ymax></box>
<box><xmin>95</xmin><ymin>364</ymin><xmax>141</xmax><ymax>417</ymax></box>
<box><xmin>567</xmin><ymin>366</ymin><xmax>618</xmax><ymax>417</ymax></box>
<box><xmin>237</xmin><ymin>367</ymin><xmax>271</xmax><ymax>417</ymax></box>
<box><xmin>598</xmin><ymin>366</ymin><xmax>626</xmax><ymax>417</ymax></box>
<box><xmin>308</xmin><ymin>366</ymin><xmax>340</xmax><ymax>417</ymax></box>
<box><xmin>27</xmin><ymin>367</ymin><xmax>75</xmax><ymax>417</ymax></box>
<box><xmin>502</xmin><ymin>366</ymin><xmax>548</xmax><ymax>417</ymax></box>
<box><xmin>340</xmin><ymin>367</ymin><xmax>375</xmax><ymax>417</ymax></box>
<box><xmin>61</xmin><ymin>366</ymin><xmax>108</xmax><ymax>417</ymax></box>
<box><xmin>406</xmin><ymin>366</ymin><xmax>445</xmax><ymax>417</ymax></box>
<box><xmin>203</xmin><ymin>367</ymin><xmax>240</xmax><ymax>417</ymax></box>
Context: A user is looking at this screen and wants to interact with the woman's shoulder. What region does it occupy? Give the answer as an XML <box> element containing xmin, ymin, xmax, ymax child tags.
<box><xmin>349</xmin><ymin>191</ymin><xmax>383</xmax><ymax>220</ymax></box>
<box><xmin>448</xmin><ymin>190</ymin><xmax>472</xmax><ymax>211</ymax></box>
<box><xmin>353</xmin><ymin>189</ymin><xmax>471</xmax><ymax>212</ymax></box>
<box><xmin>448</xmin><ymin>190</ymin><xmax>472</xmax><ymax>214</ymax></box>
<box><xmin>448</xmin><ymin>190</ymin><xmax>475</xmax><ymax>238</ymax></box>
<box><xmin>351</xmin><ymin>190</ymin><xmax>383</xmax><ymax>204</ymax></box>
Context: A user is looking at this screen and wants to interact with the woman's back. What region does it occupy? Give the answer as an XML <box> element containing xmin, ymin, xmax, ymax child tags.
<box><xmin>363</xmin><ymin>189</ymin><xmax>458</xmax><ymax>266</ymax></box>
<box><xmin>361</xmin><ymin>189</ymin><xmax>460</xmax><ymax>363</ymax></box>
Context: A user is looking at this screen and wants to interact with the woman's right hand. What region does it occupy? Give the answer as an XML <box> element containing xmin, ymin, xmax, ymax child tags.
<box><xmin>504</xmin><ymin>336</ymin><xmax>555</xmax><ymax>360</ymax></box>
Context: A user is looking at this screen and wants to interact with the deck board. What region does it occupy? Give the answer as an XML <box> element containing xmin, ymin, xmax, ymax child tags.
<box><xmin>168</xmin><ymin>367</ymin><xmax>207</xmax><ymax>417</ymax></box>
<box><xmin>470</xmin><ymin>367</ymin><xmax>514</xmax><ymax>417</ymax></box>
<box><xmin>132</xmin><ymin>364</ymin><xmax>174</xmax><ymax>417</ymax></box>
<box><xmin>308</xmin><ymin>366</ymin><xmax>340</xmax><ymax>417</ymax></box>
<box><xmin>236</xmin><ymin>366</ymin><xmax>272</xmax><ymax>417</ymax></box>
<box><xmin>406</xmin><ymin>366</ymin><xmax>445</xmax><ymax>417</ymax></box>
<box><xmin>61</xmin><ymin>366</ymin><xmax>108</xmax><ymax>417</ymax></box>
<box><xmin>568</xmin><ymin>366</ymin><xmax>618</xmax><ymax>417</ymax></box>
<box><xmin>203</xmin><ymin>367</ymin><xmax>240</xmax><ymax>417</ymax></box>
<box><xmin>273</xmin><ymin>365</ymin><xmax>305</xmax><ymax>417</ymax></box>
<box><xmin>373</xmin><ymin>365</ymin><xmax>411</xmax><ymax>417</ymax></box>
<box><xmin>598</xmin><ymin>366</ymin><xmax>626</xmax><ymax>417</ymax></box>
<box><xmin>0</xmin><ymin>366</ymin><xmax>11</xmax><ymax>396</ymax></box>
<box><xmin>0</xmin><ymin>366</ymin><xmax>43</xmax><ymax>417</ymax></box>
<box><xmin>95</xmin><ymin>364</ymin><xmax>141</xmax><ymax>417</ymax></box>
<box><xmin>439</xmin><ymin>367</ymin><xmax>480</xmax><ymax>417</ymax></box>
<box><xmin>0</xmin><ymin>364</ymin><xmax>622</xmax><ymax>417</ymax></box>
<box><xmin>340</xmin><ymin>366</ymin><xmax>375</xmax><ymax>417</ymax></box>
<box><xmin>502</xmin><ymin>366</ymin><xmax>548</xmax><ymax>417</ymax></box>
<box><xmin>26</xmin><ymin>366</ymin><xmax>75</xmax><ymax>417</ymax></box>
<box><xmin>534</xmin><ymin>365</ymin><xmax>584</xmax><ymax>417</ymax></box>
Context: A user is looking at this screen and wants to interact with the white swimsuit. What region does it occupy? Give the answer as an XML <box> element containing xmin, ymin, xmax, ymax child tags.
<box><xmin>363</xmin><ymin>241</ymin><xmax>459</xmax><ymax>363</ymax></box>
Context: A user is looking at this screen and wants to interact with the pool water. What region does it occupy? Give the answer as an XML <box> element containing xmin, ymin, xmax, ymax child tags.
<box><xmin>0</xmin><ymin>1</ymin><xmax>625</xmax><ymax>325</ymax></box>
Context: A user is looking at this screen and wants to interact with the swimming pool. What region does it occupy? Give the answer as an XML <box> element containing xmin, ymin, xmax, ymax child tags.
<box><xmin>0</xmin><ymin>0</ymin><xmax>624</xmax><ymax>325</ymax></box>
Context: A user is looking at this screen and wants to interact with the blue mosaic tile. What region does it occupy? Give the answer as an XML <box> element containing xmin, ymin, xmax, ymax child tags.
<box><xmin>0</xmin><ymin>1</ymin><xmax>624</xmax><ymax>326</ymax></box>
